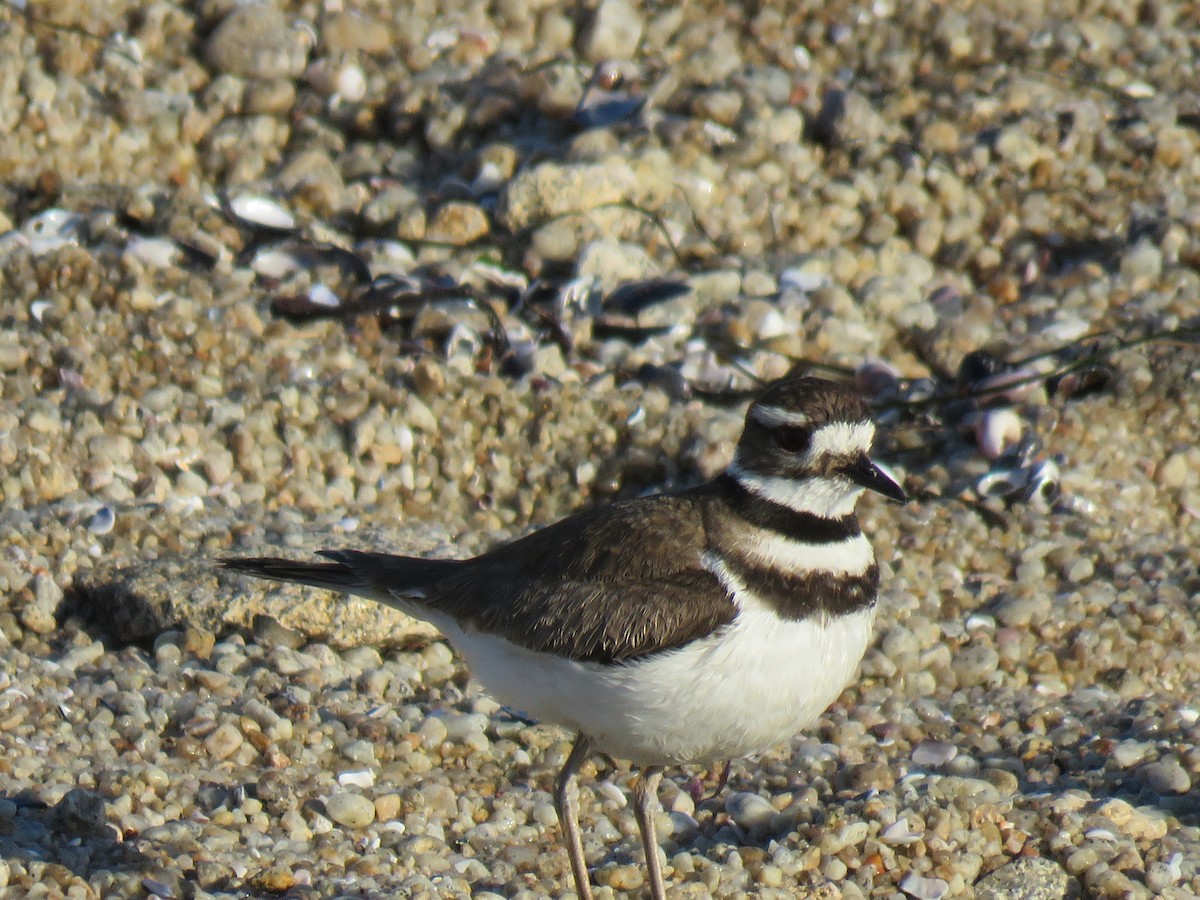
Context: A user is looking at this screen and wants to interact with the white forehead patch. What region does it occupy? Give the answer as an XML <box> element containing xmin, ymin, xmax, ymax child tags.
<box><xmin>750</xmin><ymin>404</ymin><xmax>812</xmax><ymax>429</ymax></box>
<box><xmin>810</xmin><ymin>421</ymin><xmax>875</xmax><ymax>457</ymax></box>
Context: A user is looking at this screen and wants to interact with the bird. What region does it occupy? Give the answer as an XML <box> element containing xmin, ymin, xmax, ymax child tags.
<box><xmin>222</xmin><ymin>375</ymin><xmax>905</xmax><ymax>899</ymax></box>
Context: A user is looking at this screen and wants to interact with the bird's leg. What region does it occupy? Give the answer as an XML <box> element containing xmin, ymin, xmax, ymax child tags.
<box><xmin>707</xmin><ymin>759</ymin><xmax>732</xmax><ymax>801</ymax></box>
<box><xmin>554</xmin><ymin>735</ymin><xmax>594</xmax><ymax>900</ymax></box>
<box><xmin>631</xmin><ymin>766</ymin><xmax>666</xmax><ymax>900</ymax></box>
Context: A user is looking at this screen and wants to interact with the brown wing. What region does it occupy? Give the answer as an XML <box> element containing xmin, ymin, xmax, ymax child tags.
<box><xmin>425</xmin><ymin>491</ymin><xmax>737</xmax><ymax>663</ymax></box>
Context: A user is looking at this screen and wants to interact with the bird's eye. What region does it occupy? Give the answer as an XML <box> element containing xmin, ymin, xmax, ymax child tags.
<box><xmin>774</xmin><ymin>425</ymin><xmax>811</xmax><ymax>453</ymax></box>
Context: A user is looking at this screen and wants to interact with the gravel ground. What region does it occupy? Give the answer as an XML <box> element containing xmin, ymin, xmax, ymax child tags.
<box><xmin>1</xmin><ymin>1</ymin><xmax>1199</xmax><ymax>898</ymax></box>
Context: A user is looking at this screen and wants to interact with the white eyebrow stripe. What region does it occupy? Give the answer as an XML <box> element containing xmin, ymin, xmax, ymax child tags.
<box><xmin>809</xmin><ymin>421</ymin><xmax>875</xmax><ymax>457</ymax></box>
<box><xmin>750</xmin><ymin>405</ymin><xmax>812</xmax><ymax>428</ymax></box>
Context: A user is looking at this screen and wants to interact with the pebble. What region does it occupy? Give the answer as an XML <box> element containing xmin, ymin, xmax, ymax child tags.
<box><xmin>974</xmin><ymin>857</ymin><xmax>1071</xmax><ymax>900</ymax></box>
<box><xmin>724</xmin><ymin>791</ymin><xmax>775</xmax><ymax>832</ymax></box>
<box><xmin>204</xmin><ymin>4</ymin><xmax>312</xmax><ymax>80</ymax></box>
<box><xmin>497</xmin><ymin>160</ymin><xmax>640</xmax><ymax>232</ymax></box>
<box><xmin>911</xmin><ymin>740</ymin><xmax>957</xmax><ymax>767</ymax></box>
<box><xmin>204</xmin><ymin>723</ymin><xmax>245</xmax><ymax>760</ymax></box>
<box><xmin>901</xmin><ymin>873</ymin><xmax>950</xmax><ymax>900</ymax></box>
<box><xmin>324</xmin><ymin>792</ymin><xmax>376</xmax><ymax>829</ymax></box>
<box><xmin>1141</xmin><ymin>757</ymin><xmax>1191</xmax><ymax>795</ymax></box>
<box><xmin>425</xmin><ymin>201</ymin><xmax>490</xmax><ymax>245</ymax></box>
<box><xmin>580</xmin><ymin>0</ymin><xmax>644</xmax><ymax>62</ymax></box>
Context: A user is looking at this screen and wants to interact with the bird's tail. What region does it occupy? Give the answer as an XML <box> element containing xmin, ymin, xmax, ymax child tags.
<box><xmin>221</xmin><ymin>549</ymin><xmax>461</xmax><ymax>605</ymax></box>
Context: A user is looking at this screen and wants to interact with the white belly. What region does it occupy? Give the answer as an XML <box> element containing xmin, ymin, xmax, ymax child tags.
<box><xmin>437</xmin><ymin>601</ymin><xmax>876</xmax><ymax>767</ymax></box>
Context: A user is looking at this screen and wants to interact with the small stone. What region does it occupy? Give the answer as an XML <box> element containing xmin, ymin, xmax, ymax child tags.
<box><xmin>994</xmin><ymin>125</ymin><xmax>1046</xmax><ymax>170</ymax></box>
<box><xmin>952</xmin><ymin>643</ymin><xmax>1000</xmax><ymax>687</ymax></box>
<box><xmin>183</xmin><ymin>627</ymin><xmax>216</xmax><ymax>659</ymax></box>
<box><xmin>20</xmin><ymin>575</ymin><xmax>60</xmax><ymax>633</ymax></box>
<box><xmin>1142</xmin><ymin>757</ymin><xmax>1191</xmax><ymax>795</ymax></box>
<box><xmin>0</xmin><ymin>331</ymin><xmax>28</xmax><ymax>371</ymax></box>
<box><xmin>813</xmin><ymin>87</ymin><xmax>888</xmax><ymax>148</ymax></box>
<box><xmin>1119</xmin><ymin>238</ymin><xmax>1163</xmax><ymax>284</ymax></box>
<box><xmin>54</xmin><ymin>788</ymin><xmax>108</xmax><ymax>835</ymax></box>
<box><xmin>251</xmin><ymin>865</ymin><xmax>295</xmax><ymax>893</ymax></box>
<box><xmin>410</xmin><ymin>357</ymin><xmax>446</xmax><ymax>398</ymax></box>
<box><xmin>437</xmin><ymin>712</ymin><xmax>488</xmax><ymax>741</ymax></box>
<box><xmin>325</xmin><ymin>791</ymin><xmax>376</xmax><ymax>828</ymax></box>
<box><xmin>579</xmin><ymin>0</ymin><xmax>644</xmax><ymax>61</ymax></box>
<box><xmin>205</xmin><ymin>3</ymin><xmax>311</xmax><ymax>79</ymax></box>
<box><xmin>425</xmin><ymin>202</ymin><xmax>490</xmax><ymax>245</ymax></box>
<box><xmin>974</xmin><ymin>857</ymin><xmax>1070</xmax><ymax>900</ymax></box>
<box><xmin>497</xmin><ymin>160</ymin><xmax>639</xmax><ymax>232</ymax></box>
<box><xmin>725</xmin><ymin>792</ymin><xmax>775</xmax><ymax>831</ymax></box>
<box><xmin>1156</xmin><ymin>452</ymin><xmax>1189</xmax><ymax>488</ymax></box>
<box><xmin>375</xmin><ymin>793</ymin><xmax>402</xmax><ymax>822</ymax></box>
<box><xmin>322</xmin><ymin>11</ymin><xmax>392</xmax><ymax>54</ymax></box>
<box><xmin>598</xmin><ymin>863</ymin><xmax>645</xmax><ymax>892</ymax></box>
<box><xmin>205</xmin><ymin>723</ymin><xmax>245</xmax><ymax>760</ymax></box>
<box><xmin>253</xmin><ymin>614</ymin><xmax>305</xmax><ymax>650</ymax></box>
<box><xmin>912</xmin><ymin>740</ymin><xmax>958</xmax><ymax>767</ymax></box>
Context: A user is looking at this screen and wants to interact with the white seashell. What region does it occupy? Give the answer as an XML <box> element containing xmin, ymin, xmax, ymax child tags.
<box><xmin>425</xmin><ymin>27</ymin><xmax>459</xmax><ymax>51</ymax></box>
<box><xmin>395</xmin><ymin>425</ymin><xmax>414</xmax><ymax>455</ymax></box>
<box><xmin>467</xmin><ymin>261</ymin><xmax>528</xmax><ymax>291</ymax></box>
<box><xmin>1041</xmin><ymin>317</ymin><xmax>1090</xmax><ymax>343</ymax></box>
<box><xmin>1123</xmin><ymin>81</ymin><xmax>1155</xmax><ymax>98</ymax></box>
<box><xmin>911</xmin><ymin>739</ymin><xmax>957</xmax><ymax>767</ymax></box>
<box><xmin>337</xmin><ymin>769</ymin><xmax>375</xmax><ymax>788</ymax></box>
<box><xmin>87</xmin><ymin>506</ymin><xmax>115</xmax><ymax>535</ymax></box>
<box><xmin>307</xmin><ymin>283</ymin><xmax>341</xmax><ymax>308</ymax></box>
<box><xmin>975</xmin><ymin>408</ymin><xmax>1023</xmax><ymax>459</ymax></box>
<box><xmin>975</xmin><ymin>367</ymin><xmax>1044</xmax><ymax>404</ymax></box>
<box><xmin>965</xmin><ymin>613</ymin><xmax>995</xmax><ymax>631</ymax></box>
<box><xmin>595</xmin><ymin>780</ymin><xmax>627</xmax><ymax>809</ymax></box>
<box><xmin>779</xmin><ymin>268</ymin><xmax>829</xmax><ymax>295</ymax></box>
<box><xmin>446</xmin><ymin>322</ymin><xmax>483</xmax><ymax>359</ymax></box>
<box><xmin>753</xmin><ymin>307</ymin><xmax>789</xmax><ymax>339</ymax></box>
<box><xmin>900</xmin><ymin>873</ymin><xmax>950</xmax><ymax>900</ymax></box>
<box><xmin>559</xmin><ymin>275</ymin><xmax>599</xmax><ymax>315</ymax></box>
<box><xmin>881</xmin><ymin>817</ymin><xmax>923</xmax><ymax>845</ymax></box>
<box><xmin>1023</xmin><ymin>458</ymin><xmax>1060</xmax><ymax>507</ymax></box>
<box><xmin>126</xmin><ymin>236</ymin><xmax>180</xmax><ymax>268</ymax></box>
<box><xmin>702</xmin><ymin>120</ymin><xmax>738</xmax><ymax>146</ymax></box>
<box><xmin>251</xmin><ymin>247</ymin><xmax>302</xmax><ymax>279</ymax></box>
<box><xmin>22</xmin><ymin>208</ymin><xmax>83</xmax><ymax>255</ymax></box>
<box><xmin>471</xmin><ymin>161</ymin><xmax>507</xmax><ymax>196</ymax></box>
<box><xmin>229</xmin><ymin>194</ymin><xmax>296</xmax><ymax>230</ymax></box>
<box><xmin>1084</xmin><ymin>827</ymin><xmax>1118</xmax><ymax>842</ymax></box>
<box><xmin>335</xmin><ymin>63</ymin><xmax>367</xmax><ymax>102</ymax></box>
<box><xmin>30</xmin><ymin>299</ymin><xmax>53</xmax><ymax>322</ymax></box>
<box><xmin>976</xmin><ymin>466</ymin><xmax>1027</xmax><ymax>499</ymax></box>
<box><xmin>1165</xmin><ymin>852</ymin><xmax>1183</xmax><ymax>880</ymax></box>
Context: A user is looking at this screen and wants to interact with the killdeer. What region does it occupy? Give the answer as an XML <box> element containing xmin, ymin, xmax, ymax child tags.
<box><xmin>223</xmin><ymin>375</ymin><xmax>905</xmax><ymax>899</ymax></box>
